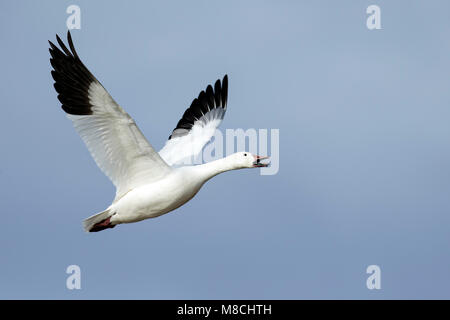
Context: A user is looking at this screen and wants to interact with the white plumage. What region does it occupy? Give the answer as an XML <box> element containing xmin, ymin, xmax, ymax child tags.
<box><xmin>159</xmin><ymin>118</ymin><xmax>223</xmax><ymax>166</ymax></box>
<box><xmin>49</xmin><ymin>31</ymin><xmax>269</xmax><ymax>232</ymax></box>
<box><xmin>66</xmin><ymin>82</ymin><xmax>171</xmax><ymax>201</ymax></box>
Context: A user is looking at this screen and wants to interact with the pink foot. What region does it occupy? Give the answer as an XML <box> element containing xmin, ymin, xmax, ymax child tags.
<box><xmin>90</xmin><ymin>217</ymin><xmax>116</xmax><ymax>232</ymax></box>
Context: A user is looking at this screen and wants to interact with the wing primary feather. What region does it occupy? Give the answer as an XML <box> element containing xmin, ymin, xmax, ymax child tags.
<box><xmin>167</xmin><ymin>75</ymin><xmax>229</xmax><ymax>141</ymax></box>
<box><xmin>197</xmin><ymin>91</ymin><xmax>210</xmax><ymax>115</ymax></box>
<box><xmin>67</xmin><ymin>30</ymin><xmax>81</xmax><ymax>60</ymax></box>
<box><xmin>205</xmin><ymin>85</ymin><xmax>215</xmax><ymax>110</ymax></box>
<box><xmin>160</xmin><ymin>75</ymin><xmax>229</xmax><ymax>166</ymax></box>
<box><xmin>49</xmin><ymin>32</ymin><xmax>96</xmax><ymax>115</ymax></box>
<box><xmin>221</xmin><ymin>74</ymin><xmax>228</xmax><ymax>109</ymax></box>
<box><xmin>214</xmin><ymin>79</ymin><xmax>221</xmax><ymax>108</ymax></box>
<box><xmin>56</xmin><ymin>34</ymin><xmax>72</xmax><ymax>57</ymax></box>
<box><xmin>49</xmin><ymin>31</ymin><xmax>172</xmax><ymax>198</ymax></box>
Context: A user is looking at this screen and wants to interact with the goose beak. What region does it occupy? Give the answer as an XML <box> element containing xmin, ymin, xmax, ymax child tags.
<box><xmin>253</xmin><ymin>155</ymin><xmax>270</xmax><ymax>167</ymax></box>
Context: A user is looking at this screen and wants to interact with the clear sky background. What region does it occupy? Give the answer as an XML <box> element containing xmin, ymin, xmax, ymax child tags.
<box><xmin>1</xmin><ymin>0</ymin><xmax>450</xmax><ymax>299</ymax></box>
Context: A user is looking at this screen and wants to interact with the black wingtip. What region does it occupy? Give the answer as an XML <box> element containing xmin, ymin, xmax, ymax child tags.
<box><xmin>56</xmin><ymin>33</ymin><xmax>72</xmax><ymax>56</ymax></box>
<box><xmin>48</xmin><ymin>40</ymin><xmax>57</xmax><ymax>51</ymax></box>
<box><xmin>221</xmin><ymin>74</ymin><xmax>228</xmax><ymax>108</ymax></box>
<box><xmin>49</xmin><ymin>30</ymin><xmax>96</xmax><ymax>116</ymax></box>
<box><xmin>66</xmin><ymin>30</ymin><xmax>72</xmax><ymax>45</ymax></box>
<box><xmin>223</xmin><ymin>75</ymin><xmax>228</xmax><ymax>88</ymax></box>
<box><xmin>67</xmin><ymin>30</ymin><xmax>72</xmax><ymax>45</ymax></box>
<box><xmin>168</xmin><ymin>74</ymin><xmax>229</xmax><ymax>140</ymax></box>
<box><xmin>66</xmin><ymin>30</ymin><xmax>80</xmax><ymax>60</ymax></box>
<box><xmin>55</xmin><ymin>34</ymin><xmax>63</xmax><ymax>49</ymax></box>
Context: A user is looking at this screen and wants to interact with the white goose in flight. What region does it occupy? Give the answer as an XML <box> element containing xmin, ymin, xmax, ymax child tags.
<box><xmin>49</xmin><ymin>32</ymin><xmax>269</xmax><ymax>232</ymax></box>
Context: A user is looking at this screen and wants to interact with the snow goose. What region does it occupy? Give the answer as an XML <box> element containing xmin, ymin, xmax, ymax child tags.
<box><xmin>49</xmin><ymin>31</ymin><xmax>270</xmax><ymax>232</ymax></box>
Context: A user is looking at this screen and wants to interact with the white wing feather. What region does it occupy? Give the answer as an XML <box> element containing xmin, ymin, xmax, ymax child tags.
<box><xmin>159</xmin><ymin>76</ymin><xmax>228</xmax><ymax>166</ymax></box>
<box><xmin>49</xmin><ymin>32</ymin><xmax>172</xmax><ymax>201</ymax></box>
<box><xmin>159</xmin><ymin>118</ymin><xmax>223</xmax><ymax>166</ymax></box>
<box><xmin>68</xmin><ymin>82</ymin><xmax>172</xmax><ymax>200</ymax></box>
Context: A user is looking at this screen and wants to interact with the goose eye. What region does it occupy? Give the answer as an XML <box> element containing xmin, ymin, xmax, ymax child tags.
<box><xmin>244</xmin><ymin>153</ymin><xmax>247</xmax><ymax>156</ymax></box>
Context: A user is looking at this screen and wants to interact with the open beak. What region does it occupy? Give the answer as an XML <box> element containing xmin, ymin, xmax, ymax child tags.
<box><xmin>253</xmin><ymin>155</ymin><xmax>270</xmax><ymax>167</ymax></box>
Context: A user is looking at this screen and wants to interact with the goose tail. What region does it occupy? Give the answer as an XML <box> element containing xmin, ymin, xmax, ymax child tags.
<box><xmin>83</xmin><ymin>209</ymin><xmax>116</xmax><ymax>232</ymax></box>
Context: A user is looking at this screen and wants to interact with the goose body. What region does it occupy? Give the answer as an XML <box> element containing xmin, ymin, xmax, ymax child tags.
<box><xmin>48</xmin><ymin>32</ymin><xmax>269</xmax><ymax>232</ymax></box>
<box><xmin>108</xmin><ymin>168</ymin><xmax>201</xmax><ymax>225</ymax></box>
<box><xmin>108</xmin><ymin>158</ymin><xmax>237</xmax><ymax>224</ymax></box>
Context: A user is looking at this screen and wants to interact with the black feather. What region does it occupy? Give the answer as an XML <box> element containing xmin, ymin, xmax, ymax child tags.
<box><xmin>197</xmin><ymin>91</ymin><xmax>210</xmax><ymax>115</ymax></box>
<box><xmin>205</xmin><ymin>85</ymin><xmax>215</xmax><ymax>109</ymax></box>
<box><xmin>168</xmin><ymin>75</ymin><xmax>229</xmax><ymax>140</ymax></box>
<box><xmin>221</xmin><ymin>74</ymin><xmax>228</xmax><ymax>108</ymax></box>
<box><xmin>214</xmin><ymin>79</ymin><xmax>221</xmax><ymax>108</ymax></box>
<box><xmin>49</xmin><ymin>31</ymin><xmax>96</xmax><ymax>115</ymax></box>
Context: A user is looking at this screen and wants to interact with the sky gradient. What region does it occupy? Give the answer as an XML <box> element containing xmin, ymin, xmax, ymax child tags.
<box><xmin>1</xmin><ymin>0</ymin><xmax>450</xmax><ymax>299</ymax></box>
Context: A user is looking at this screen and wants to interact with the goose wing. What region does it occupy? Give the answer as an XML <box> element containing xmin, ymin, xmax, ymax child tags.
<box><xmin>49</xmin><ymin>31</ymin><xmax>171</xmax><ymax>200</ymax></box>
<box><xmin>159</xmin><ymin>75</ymin><xmax>228</xmax><ymax>166</ymax></box>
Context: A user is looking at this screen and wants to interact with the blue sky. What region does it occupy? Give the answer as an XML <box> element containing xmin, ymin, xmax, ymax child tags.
<box><xmin>1</xmin><ymin>0</ymin><xmax>450</xmax><ymax>299</ymax></box>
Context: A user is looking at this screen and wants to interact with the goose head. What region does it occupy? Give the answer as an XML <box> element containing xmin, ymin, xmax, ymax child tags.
<box><xmin>229</xmin><ymin>152</ymin><xmax>270</xmax><ymax>169</ymax></box>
